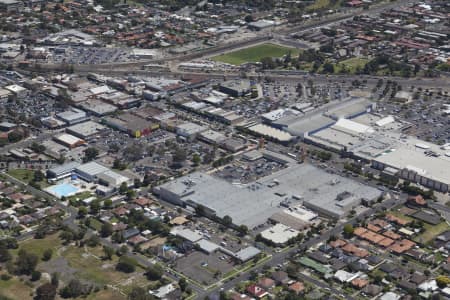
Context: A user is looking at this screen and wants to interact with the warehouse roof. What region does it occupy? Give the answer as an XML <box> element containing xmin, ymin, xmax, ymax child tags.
<box><xmin>234</xmin><ymin>246</ymin><xmax>261</xmax><ymax>262</ymax></box>
<box><xmin>67</xmin><ymin>121</ymin><xmax>107</xmax><ymax>138</ymax></box>
<box><xmin>156</xmin><ymin>163</ymin><xmax>380</xmax><ymax>227</ymax></box>
<box><xmin>75</xmin><ymin>162</ymin><xmax>109</xmax><ymax>176</ymax></box>
<box><xmin>54</xmin><ymin>133</ymin><xmax>84</xmax><ymax>146</ymax></box>
<box><xmin>248</xmin><ymin>123</ymin><xmax>293</xmax><ymax>142</ymax></box>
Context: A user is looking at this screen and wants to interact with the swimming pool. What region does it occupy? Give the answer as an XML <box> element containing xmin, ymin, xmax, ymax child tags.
<box><xmin>46</xmin><ymin>183</ymin><xmax>80</xmax><ymax>198</ymax></box>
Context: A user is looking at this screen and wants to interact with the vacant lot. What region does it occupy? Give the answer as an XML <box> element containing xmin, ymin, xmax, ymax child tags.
<box><xmin>212</xmin><ymin>43</ymin><xmax>299</xmax><ymax>65</ymax></box>
<box><xmin>0</xmin><ymin>275</ymin><xmax>34</xmax><ymax>300</ymax></box>
<box><xmin>336</xmin><ymin>57</ymin><xmax>369</xmax><ymax>73</ymax></box>
<box><xmin>13</xmin><ymin>233</ymin><xmax>62</xmax><ymax>259</ymax></box>
<box><xmin>414</xmin><ymin>221</ymin><xmax>450</xmax><ymax>244</ymax></box>
<box><xmin>7</xmin><ymin>169</ymin><xmax>49</xmax><ymax>187</ymax></box>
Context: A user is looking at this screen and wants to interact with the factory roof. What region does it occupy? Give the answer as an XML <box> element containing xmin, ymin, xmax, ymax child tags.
<box><xmin>156</xmin><ymin>163</ymin><xmax>380</xmax><ymax>227</ymax></box>
<box><xmin>248</xmin><ymin>123</ymin><xmax>293</xmax><ymax>142</ymax></box>
<box><xmin>234</xmin><ymin>246</ymin><xmax>261</xmax><ymax>262</ymax></box>
<box><xmin>171</xmin><ymin>227</ymin><xmax>203</xmax><ymax>243</ymax></box>
<box><xmin>196</xmin><ymin>239</ymin><xmax>220</xmax><ymax>253</ymax></box>
<box><xmin>75</xmin><ymin>162</ymin><xmax>109</xmax><ymax>176</ymax></box>
<box><xmin>67</xmin><ymin>121</ymin><xmax>107</xmax><ymax>138</ymax></box>
<box><xmin>54</xmin><ymin>133</ymin><xmax>84</xmax><ymax>146</ymax></box>
<box><xmin>47</xmin><ymin>161</ymin><xmax>80</xmax><ymax>176</ymax></box>
<box><xmin>260</xmin><ymin>224</ymin><xmax>300</xmax><ymax>244</ymax></box>
<box><xmin>56</xmin><ymin>107</ymin><xmax>87</xmax><ymax>122</ymax></box>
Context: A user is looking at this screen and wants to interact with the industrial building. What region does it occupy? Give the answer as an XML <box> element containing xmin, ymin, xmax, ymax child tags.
<box><xmin>304</xmin><ymin>112</ymin><xmax>450</xmax><ymax>193</ymax></box>
<box><xmin>219</xmin><ymin>80</ymin><xmax>252</xmax><ymax>97</ymax></box>
<box><xmin>175</xmin><ymin>122</ymin><xmax>207</xmax><ymax>141</ymax></box>
<box><xmin>74</xmin><ymin>162</ymin><xmax>109</xmax><ymax>182</ymax></box>
<box><xmin>66</xmin><ymin>121</ymin><xmax>107</xmax><ymax>139</ymax></box>
<box><xmin>56</xmin><ymin>107</ymin><xmax>89</xmax><ymax>125</ymax></box>
<box><xmin>154</xmin><ymin>161</ymin><xmax>381</xmax><ymax>227</ymax></box>
<box><xmin>53</xmin><ymin>133</ymin><xmax>85</xmax><ymax>148</ymax></box>
<box><xmin>47</xmin><ymin>161</ymin><xmax>81</xmax><ymax>180</ymax></box>
<box><xmin>79</xmin><ymin>99</ymin><xmax>117</xmax><ymax>116</ymax></box>
<box><xmin>103</xmin><ymin>113</ymin><xmax>159</xmax><ymax>138</ymax></box>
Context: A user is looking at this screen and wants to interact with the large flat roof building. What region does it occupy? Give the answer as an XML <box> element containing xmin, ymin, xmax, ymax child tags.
<box><xmin>154</xmin><ymin>162</ymin><xmax>381</xmax><ymax>227</ymax></box>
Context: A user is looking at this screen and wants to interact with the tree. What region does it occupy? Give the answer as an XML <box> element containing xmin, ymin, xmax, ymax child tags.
<box><xmin>128</xmin><ymin>287</ymin><xmax>156</xmax><ymax>300</ymax></box>
<box><xmin>0</xmin><ymin>246</ymin><xmax>11</xmax><ymax>262</ymax></box>
<box><xmin>77</xmin><ymin>206</ymin><xmax>88</xmax><ymax>218</ymax></box>
<box><xmin>86</xmin><ymin>235</ymin><xmax>99</xmax><ymax>247</ymax></box>
<box><xmin>51</xmin><ymin>272</ymin><xmax>59</xmax><ymax>287</ymax></box>
<box><xmin>192</xmin><ymin>153</ymin><xmax>201</xmax><ymax>166</ymax></box>
<box><xmin>343</xmin><ymin>224</ymin><xmax>354</xmax><ymax>237</ymax></box>
<box><xmin>36</xmin><ymin>283</ymin><xmax>57</xmax><ymax>300</ymax></box>
<box><xmin>31</xmin><ymin>270</ymin><xmax>42</xmax><ymax>281</ymax></box>
<box><xmin>42</xmin><ymin>249</ymin><xmax>53</xmax><ymax>261</ymax></box>
<box><xmin>83</xmin><ymin>147</ymin><xmax>98</xmax><ymax>162</ymax></box>
<box><xmin>103</xmin><ymin>199</ymin><xmax>113</xmax><ymax>209</ymax></box>
<box><xmin>238</xmin><ymin>225</ymin><xmax>249</xmax><ymax>235</ymax></box>
<box><xmin>33</xmin><ymin>170</ymin><xmax>45</xmax><ymax>182</ymax></box>
<box><xmin>15</xmin><ymin>249</ymin><xmax>38</xmax><ymax>275</ymax></box>
<box><xmin>172</xmin><ymin>148</ymin><xmax>186</xmax><ymax>163</ymax></box>
<box><xmin>116</xmin><ymin>256</ymin><xmax>136</xmax><ymax>273</ymax></box>
<box><xmin>322</xmin><ymin>62</ymin><xmax>335</xmax><ymax>74</ymax></box>
<box><xmin>103</xmin><ymin>246</ymin><xmax>114</xmax><ymax>260</ymax></box>
<box><xmin>179</xmin><ymin>278</ymin><xmax>187</xmax><ymax>292</ymax></box>
<box><xmin>145</xmin><ymin>263</ymin><xmax>163</xmax><ymax>280</ymax></box>
<box><xmin>90</xmin><ymin>200</ymin><xmax>101</xmax><ymax>215</ymax></box>
<box><xmin>100</xmin><ymin>222</ymin><xmax>113</xmax><ymax>237</ymax></box>
<box><xmin>222</xmin><ymin>215</ymin><xmax>232</xmax><ymax>226</ymax></box>
<box><xmin>436</xmin><ymin>276</ymin><xmax>450</xmax><ymax>288</ymax></box>
<box><xmin>119</xmin><ymin>182</ymin><xmax>128</xmax><ymax>194</ymax></box>
<box><xmin>60</xmin><ymin>279</ymin><xmax>89</xmax><ymax>298</ymax></box>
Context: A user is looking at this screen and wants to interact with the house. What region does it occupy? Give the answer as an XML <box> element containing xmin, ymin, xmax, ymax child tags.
<box><xmin>271</xmin><ymin>271</ymin><xmax>289</xmax><ymax>284</ymax></box>
<box><xmin>127</xmin><ymin>235</ymin><xmax>148</xmax><ymax>246</ymax></box>
<box><xmin>246</xmin><ymin>284</ymin><xmax>268</xmax><ymax>299</ymax></box>
<box><xmin>123</xmin><ymin>228</ymin><xmax>140</xmax><ymax>240</ymax></box>
<box><xmin>133</xmin><ymin>196</ymin><xmax>153</xmax><ymax>207</ymax></box>
<box><xmin>257</xmin><ymin>278</ymin><xmax>275</xmax><ymax>290</ymax></box>
<box><xmin>308</xmin><ymin>251</ymin><xmax>329</xmax><ymax>264</ymax></box>
<box><xmin>362</xmin><ymin>284</ymin><xmax>383</xmax><ymax>297</ymax></box>
<box><xmin>288</xmin><ymin>281</ymin><xmax>305</xmax><ymax>295</ymax></box>
<box><xmin>407</xmin><ymin>195</ymin><xmax>427</xmax><ymax>207</ymax></box>
<box><xmin>351</xmin><ymin>278</ymin><xmax>369</xmax><ymax>289</ymax></box>
<box><xmin>397</xmin><ymin>280</ymin><xmax>417</xmax><ymax>292</ymax></box>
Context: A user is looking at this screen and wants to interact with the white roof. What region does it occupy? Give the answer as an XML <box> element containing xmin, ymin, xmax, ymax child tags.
<box><xmin>171</xmin><ymin>227</ymin><xmax>202</xmax><ymax>243</ymax></box>
<box><xmin>196</xmin><ymin>239</ymin><xmax>220</xmax><ymax>253</ymax></box>
<box><xmin>5</xmin><ymin>84</ymin><xmax>26</xmax><ymax>93</ymax></box>
<box><xmin>332</xmin><ymin>118</ymin><xmax>374</xmax><ymax>135</ymax></box>
<box><xmin>89</xmin><ymin>85</ymin><xmax>111</xmax><ymax>95</ymax></box>
<box><xmin>334</xmin><ymin>270</ymin><xmax>359</xmax><ymax>282</ymax></box>
<box><xmin>375</xmin><ymin>115</ymin><xmax>395</xmax><ymax>127</ymax></box>
<box><xmin>54</xmin><ymin>133</ymin><xmax>84</xmax><ymax>145</ymax></box>
<box><xmin>260</xmin><ymin>224</ymin><xmax>299</xmax><ymax>244</ymax></box>
<box><xmin>75</xmin><ymin>162</ymin><xmax>109</xmax><ymax>176</ymax></box>
<box><xmin>248</xmin><ymin>124</ymin><xmax>293</xmax><ymax>142</ymax></box>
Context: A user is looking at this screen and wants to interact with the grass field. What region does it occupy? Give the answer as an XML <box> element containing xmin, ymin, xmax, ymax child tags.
<box><xmin>414</xmin><ymin>222</ymin><xmax>450</xmax><ymax>244</ymax></box>
<box><xmin>336</xmin><ymin>57</ymin><xmax>369</xmax><ymax>73</ymax></box>
<box><xmin>0</xmin><ymin>275</ymin><xmax>34</xmax><ymax>300</ymax></box>
<box><xmin>13</xmin><ymin>233</ymin><xmax>62</xmax><ymax>259</ymax></box>
<box><xmin>212</xmin><ymin>43</ymin><xmax>299</xmax><ymax>65</ymax></box>
<box><xmin>7</xmin><ymin>169</ymin><xmax>49</xmax><ymax>188</ymax></box>
<box><xmin>87</xmin><ymin>290</ymin><xmax>126</xmax><ymax>300</ymax></box>
<box><xmin>307</xmin><ymin>0</ymin><xmax>343</xmax><ymax>11</ymax></box>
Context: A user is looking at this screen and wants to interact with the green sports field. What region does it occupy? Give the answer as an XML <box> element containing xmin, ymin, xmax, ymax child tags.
<box><xmin>212</xmin><ymin>43</ymin><xmax>299</xmax><ymax>65</ymax></box>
